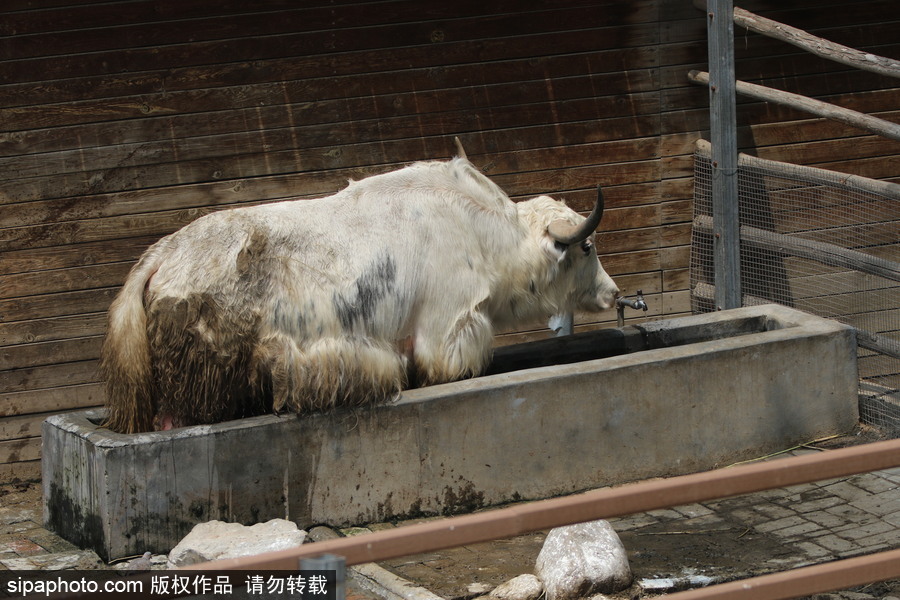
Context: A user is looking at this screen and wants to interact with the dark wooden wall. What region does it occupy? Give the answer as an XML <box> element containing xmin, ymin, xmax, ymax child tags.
<box><xmin>2</xmin><ymin>0</ymin><xmax>898</xmax><ymax>481</ymax></box>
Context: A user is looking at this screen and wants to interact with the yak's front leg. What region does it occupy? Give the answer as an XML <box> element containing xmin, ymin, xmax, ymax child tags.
<box><xmin>413</xmin><ymin>308</ymin><xmax>494</xmax><ymax>386</ymax></box>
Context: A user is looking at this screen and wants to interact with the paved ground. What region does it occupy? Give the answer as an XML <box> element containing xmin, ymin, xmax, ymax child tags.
<box><xmin>1</xmin><ymin>431</ymin><xmax>899</xmax><ymax>599</ymax></box>
<box><xmin>371</xmin><ymin>436</ymin><xmax>900</xmax><ymax>599</ymax></box>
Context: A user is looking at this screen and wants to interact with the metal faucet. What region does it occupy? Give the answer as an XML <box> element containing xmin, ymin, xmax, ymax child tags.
<box><xmin>616</xmin><ymin>290</ymin><xmax>648</xmax><ymax>327</ymax></box>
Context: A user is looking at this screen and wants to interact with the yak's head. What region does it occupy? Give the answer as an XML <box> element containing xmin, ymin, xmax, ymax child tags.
<box><xmin>516</xmin><ymin>187</ymin><xmax>619</xmax><ymax>318</ymax></box>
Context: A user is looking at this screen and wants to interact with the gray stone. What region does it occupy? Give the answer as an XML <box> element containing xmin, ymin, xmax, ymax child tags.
<box><xmin>114</xmin><ymin>552</ymin><xmax>168</xmax><ymax>572</ymax></box>
<box><xmin>125</xmin><ymin>551</ymin><xmax>153</xmax><ymax>573</ymax></box>
<box><xmin>488</xmin><ymin>574</ymin><xmax>543</xmax><ymax>600</ymax></box>
<box><xmin>167</xmin><ymin>519</ymin><xmax>306</xmax><ymax>568</ymax></box>
<box><xmin>535</xmin><ymin>520</ymin><xmax>632</xmax><ymax>600</ymax></box>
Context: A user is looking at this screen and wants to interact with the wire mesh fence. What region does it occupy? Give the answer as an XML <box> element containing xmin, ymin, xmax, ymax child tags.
<box><xmin>692</xmin><ymin>145</ymin><xmax>900</xmax><ymax>435</ymax></box>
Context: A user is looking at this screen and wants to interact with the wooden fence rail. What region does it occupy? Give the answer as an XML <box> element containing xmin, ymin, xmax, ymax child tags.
<box><xmin>694</xmin><ymin>138</ymin><xmax>900</xmax><ymax>199</ymax></box>
<box><xmin>688</xmin><ymin>70</ymin><xmax>900</xmax><ymax>141</ymax></box>
<box><xmin>693</xmin><ymin>214</ymin><xmax>900</xmax><ymax>284</ymax></box>
<box><xmin>689</xmin><ymin>1</ymin><xmax>900</xmax><ymax>141</ymax></box>
<box><xmin>693</xmin><ymin>0</ymin><xmax>900</xmax><ymax>79</ymax></box>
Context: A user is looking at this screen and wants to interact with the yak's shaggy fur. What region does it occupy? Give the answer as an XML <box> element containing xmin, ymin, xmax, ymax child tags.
<box><xmin>101</xmin><ymin>157</ymin><xmax>619</xmax><ymax>433</ymax></box>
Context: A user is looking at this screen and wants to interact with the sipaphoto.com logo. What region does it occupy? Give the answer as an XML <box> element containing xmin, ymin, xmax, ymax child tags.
<box><xmin>5</xmin><ymin>574</ymin><xmax>141</xmax><ymax>597</ymax></box>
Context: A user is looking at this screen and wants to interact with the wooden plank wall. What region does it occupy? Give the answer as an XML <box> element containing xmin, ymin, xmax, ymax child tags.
<box><xmin>1</xmin><ymin>0</ymin><xmax>897</xmax><ymax>482</ymax></box>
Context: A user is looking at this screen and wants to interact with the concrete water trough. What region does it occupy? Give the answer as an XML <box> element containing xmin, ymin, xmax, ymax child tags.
<box><xmin>42</xmin><ymin>304</ymin><xmax>859</xmax><ymax>561</ymax></box>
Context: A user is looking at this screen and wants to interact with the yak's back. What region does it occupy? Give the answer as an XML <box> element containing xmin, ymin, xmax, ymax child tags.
<box><xmin>345</xmin><ymin>158</ymin><xmax>518</xmax><ymax>222</ymax></box>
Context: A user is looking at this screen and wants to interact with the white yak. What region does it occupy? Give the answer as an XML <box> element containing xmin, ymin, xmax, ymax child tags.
<box><xmin>101</xmin><ymin>152</ymin><xmax>618</xmax><ymax>433</ymax></box>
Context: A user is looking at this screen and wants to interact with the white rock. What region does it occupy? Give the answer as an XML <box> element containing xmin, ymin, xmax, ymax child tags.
<box><xmin>535</xmin><ymin>520</ymin><xmax>632</xmax><ymax>600</ymax></box>
<box><xmin>489</xmin><ymin>574</ymin><xmax>543</xmax><ymax>600</ymax></box>
<box><xmin>468</xmin><ymin>583</ymin><xmax>493</xmax><ymax>595</ymax></box>
<box><xmin>167</xmin><ymin>519</ymin><xmax>307</xmax><ymax>568</ymax></box>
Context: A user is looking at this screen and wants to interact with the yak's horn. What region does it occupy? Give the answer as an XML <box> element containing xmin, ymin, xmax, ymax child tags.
<box><xmin>454</xmin><ymin>136</ymin><xmax>468</xmax><ymax>160</ymax></box>
<box><xmin>547</xmin><ymin>186</ymin><xmax>605</xmax><ymax>245</ymax></box>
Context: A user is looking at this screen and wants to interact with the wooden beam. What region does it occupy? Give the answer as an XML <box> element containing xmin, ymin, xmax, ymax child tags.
<box><xmin>181</xmin><ymin>438</ymin><xmax>900</xmax><ymax>571</ymax></box>
<box><xmin>704</xmin><ymin>0</ymin><xmax>742</xmax><ymax>310</ymax></box>
<box><xmin>855</xmin><ymin>329</ymin><xmax>900</xmax><ymax>361</ymax></box>
<box><xmin>693</xmin><ymin>215</ymin><xmax>900</xmax><ymax>283</ymax></box>
<box><xmin>688</xmin><ymin>71</ymin><xmax>900</xmax><ymax>142</ymax></box>
<box><xmin>695</xmin><ymin>139</ymin><xmax>900</xmax><ymax>200</ymax></box>
<box><xmin>693</xmin><ymin>0</ymin><xmax>900</xmax><ymax>80</ymax></box>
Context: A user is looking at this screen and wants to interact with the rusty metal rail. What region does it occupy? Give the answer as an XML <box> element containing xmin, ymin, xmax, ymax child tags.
<box><xmin>666</xmin><ymin>546</ymin><xmax>900</xmax><ymax>600</ymax></box>
<box><xmin>183</xmin><ymin>437</ymin><xmax>900</xmax><ymax>584</ymax></box>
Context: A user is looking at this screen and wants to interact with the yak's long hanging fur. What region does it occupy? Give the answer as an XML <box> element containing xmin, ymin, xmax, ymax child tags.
<box><xmin>100</xmin><ymin>250</ymin><xmax>163</xmax><ymax>434</ymax></box>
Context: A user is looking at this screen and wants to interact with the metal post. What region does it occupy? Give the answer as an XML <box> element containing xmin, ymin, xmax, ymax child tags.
<box><xmin>550</xmin><ymin>312</ymin><xmax>574</xmax><ymax>337</ymax></box>
<box><xmin>706</xmin><ymin>0</ymin><xmax>742</xmax><ymax>309</ymax></box>
<box><xmin>300</xmin><ymin>554</ymin><xmax>346</xmax><ymax>600</ymax></box>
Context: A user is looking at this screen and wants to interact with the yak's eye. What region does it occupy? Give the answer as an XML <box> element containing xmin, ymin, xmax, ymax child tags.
<box><xmin>581</xmin><ymin>240</ymin><xmax>593</xmax><ymax>255</ymax></box>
